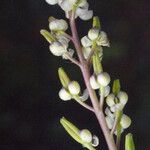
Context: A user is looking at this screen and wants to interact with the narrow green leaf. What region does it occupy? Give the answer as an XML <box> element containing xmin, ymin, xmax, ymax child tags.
<box><xmin>93</xmin><ymin>16</ymin><xmax>101</xmax><ymax>29</ymax></box>
<box><xmin>125</xmin><ymin>133</ymin><xmax>135</xmax><ymax>150</ymax></box>
<box><xmin>58</xmin><ymin>68</ymin><xmax>70</xmax><ymax>88</ymax></box>
<box><xmin>40</xmin><ymin>29</ymin><xmax>55</xmax><ymax>43</ymax></box>
<box><xmin>112</xmin><ymin>79</ymin><xmax>121</xmax><ymax>95</ymax></box>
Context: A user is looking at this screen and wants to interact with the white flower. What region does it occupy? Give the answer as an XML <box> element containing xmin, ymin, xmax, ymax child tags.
<box><xmin>96</xmin><ymin>31</ymin><xmax>110</xmax><ymax>47</ymax></box>
<box><xmin>82</xmin><ymin>47</ymin><xmax>92</xmax><ymax>59</ymax></box>
<box><xmin>117</xmin><ymin>91</ymin><xmax>128</xmax><ymax>105</ymax></box>
<box><xmin>68</xmin><ymin>81</ymin><xmax>81</xmax><ymax>95</ymax></box>
<box><xmin>59</xmin><ymin>88</ymin><xmax>72</xmax><ymax>101</ymax></box>
<box><xmin>45</xmin><ymin>0</ymin><xmax>58</xmax><ymax>5</ymax></box>
<box><xmin>49</xmin><ymin>41</ymin><xmax>67</xmax><ymax>56</ymax></box>
<box><xmin>97</xmin><ymin>72</ymin><xmax>110</xmax><ymax>87</ymax></box>
<box><xmin>80</xmin><ymin>89</ymin><xmax>89</xmax><ymax>101</ymax></box>
<box><xmin>120</xmin><ymin>114</ymin><xmax>131</xmax><ymax>129</ymax></box>
<box><xmin>88</xmin><ymin>28</ymin><xmax>100</xmax><ymax>41</ymax></box>
<box><xmin>81</xmin><ymin>36</ymin><xmax>92</xmax><ymax>48</ymax></box>
<box><xmin>92</xmin><ymin>135</ymin><xmax>99</xmax><ymax>147</ymax></box>
<box><xmin>58</xmin><ymin>0</ymin><xmax>75</xmax><ymax>11</ymax></box>
<box><xmin>49</xmin><ymin>19</ymin><xmax>68</xmax><ymax>31</ymax></box>
<box><xmin>80</xmin><ymin>129</ymin><xmax>92</xmax><ymax>143</ymax></box>
<box><xmin>90</xmin><ymin>75</ymin><xmax>100</xmax><ymax>89</ymax></box>
<box><xmin>105</xmin><ymin>107</ymin><xmax>115</xmax><ymax>119</ymax></box>
<box><xmin>106</xmin><ymin>94</ymin><xmax>115</xmax><ymax>107</ymax></box>
<box><xmin>110</xmin><ymin>103</ymin><xmax>124</xmax><ymax>112</ymax></box>
<box><xmin>105</xmin><ymin>116</ymin><xmax>114</xmax><ymax>129</ymax></box>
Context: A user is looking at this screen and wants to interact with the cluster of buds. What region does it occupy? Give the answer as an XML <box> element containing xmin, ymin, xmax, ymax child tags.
<box><xmin>41</xmin><ymin>17</ymin><xmax>75</xmax><ymax>59</ymax></box>
<box><xmin>60</xmin><ymin>117</ymin><xmax>99</xmax><ymax>149</ymax></box>
<box><xmin>81</xmin><ymin>17</ymin><xmax>109</xmax><ymax>59</ymax></box>
<box><xmin>45</xmin><ymin>0</ymin><xmax>93</xmax><ymax>20</ymax></box>
<box><xmin>105</xmin><ymin>80</ymin><xmax>131</xmax><ymax>134</ymax></box>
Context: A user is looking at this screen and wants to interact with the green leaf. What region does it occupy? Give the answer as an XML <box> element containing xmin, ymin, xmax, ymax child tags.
<box><xmin>93</xmin><ymin>16</ymin><xmax>101</xmax><ymax>29</ymax></box>
<box><xmin>125</xmin><ymin>133</ymin><xmax>135</xmax><ymax>150</ymax></box>
<box><xmin>40</xmin><ymin>29</ymin><xmax>55</xmax><ymax>43</ymax></box>
<box><xmin>92</xmin><ymin>53</ymin><xmax>103</xmax><ymax>75</ymax></box>
<box><xmin>58</xmin><ymin>68</ymin><xmax>70</xmax><ymax>88</ymax></box>
<box><xmin>112</xmin><ymin>79</ymin><xmax>121</xmax><ymax>95</ymax></box>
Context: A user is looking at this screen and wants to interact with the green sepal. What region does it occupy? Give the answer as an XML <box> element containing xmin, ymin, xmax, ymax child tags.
<box><xmin>125</xmin><ymin>133</ymin><xmax>135</xmax><ymax>150</ymax></box>
<box><xmin>93</xmin><ymin>16</ymin><xmax>101</xmax><ymax>29</ymax></box>
<box><xmin>60</xmin><ymin>117</ymin><xmax>96</xmax><ymax>150</ymax></box>
<box><xmin>40</xmin><ymin>29</ymin><xmax>55</xmax><ymax>43</ymax></box>
<box><xmin>92</xmin><ymin>53</ymin><xmax>103</xmax><ymax>75</ymax></box>
<box><xmin>112</xmin><ymin>79</ymin><xmax>121</xmax><ymax>95</ymax></box>
<box><xmin>58</xmin><ymin>67</ymin><xmax>70</xmax><ymax>88</ymax></box>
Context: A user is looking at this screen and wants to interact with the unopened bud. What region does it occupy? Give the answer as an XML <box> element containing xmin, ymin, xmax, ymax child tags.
<box><xmin>97</xmin><ymin>72</ymin><xmax>110</xmax><ymax>87</ymax></box>
<box><xmin>90</xmin><ymin>75</ymin><xmax>100</xmax><ymax>89</ymax></box>
<box><xmin>92</xmin><ymin>135</ymin><xmax>99</xmax><ymax>147</ymax></box>
<box><xmin>117</xmin><ymin>91</ymin><xmax>128</xmax><ymax>105</ymax></box>
<box><xmin>80</xmin><ymin>129</ymin><xmax>92</xmax><ymax>143</ymax></box>
<box><xmin>49</xmin><ymin>41</ymin><xmax>67</xmax><ymax>56</ymax></box>
<box><xmin>120</xmin><ymin>114</ymin><xmax>131</xmax><ymax>129</ymax></box>
<box><xmin>106</xmin><ymin>94</ymin><xmax>115</xmax><ymax>107</ymax></box>
<box><xmin>88</xmin><ymin>28</ymin><xmax>100</xmax><ymax>40</ymax></box>
<box><xmin>68</xmin><ymin>81</ymin><xmax>81</xmax><ymax>95</ymax></box>
<box><xmin>59</xmin><ymin>88</ymin><xmax>72</xmax><ymax>101</ymax></box>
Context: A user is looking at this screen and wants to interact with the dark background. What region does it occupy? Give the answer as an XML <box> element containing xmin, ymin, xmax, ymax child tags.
<box><xmin>0</xmin><ymin>0</ymin><xmax>149</xmax><ymax>150</ymax></box>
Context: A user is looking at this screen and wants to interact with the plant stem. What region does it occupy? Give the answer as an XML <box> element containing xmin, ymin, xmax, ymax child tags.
<box><xmin>69</xmin><ymin>11</ymin><xmax>117</xmax><ymax>150</ymax></box>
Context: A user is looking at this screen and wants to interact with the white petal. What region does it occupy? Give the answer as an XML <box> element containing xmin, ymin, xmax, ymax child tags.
<box><xmin>59</xmin><ymin>88</ymin><xmax>72</xmax><ymax>101</ymax></box>
<box><xmin>80</xmin><ymin>89</ymin><xmax>89</xmax><ymax>101</ymax></box>
<box><xmin>81</xmin><ymin>36</ymin><xmax>92</xmax><ymax>48</ymax></box>
<box><xmin>90</xmin><ymin>75</ymin><xmax>100</xmax><ymax>89</ymax></box>
<box><xmin>45</xmin><ymin>0</ymin><xmax>58</xmax><ymax>5</ymax></box>
<box><xmin>92</xmin><ymin>135</ymin><xmax>99</xmax><ymax>147</ymax></box>
<box><xmin>59</xmin><ymin>0</ymin><xmax>73</xmax><ymax>11</ymax></box>
<box><xmin>96</xmin><ymin>31</ymin><xmax>110</xmax><ymax>47</ymax></box>
<box><xmin>82</xmin><ymin>47</ymin><xmax>92</xmax><ymax>59</ymax></box>
<box><xmin>105</xmin><ymin>116</ymin><xmax>114</xmax><ymax>129</ymax></box>
<box><xmin>105</xmin><ymin>107</ymin><xmax>115</xmax><ymax>119</ymax></box>
<box><xmin>78</xmin><ymin>10</ymin><xmax>93</xmax><ymax>21</ymax></box>
<box><xmin>104</xmin><ymin>86</ymin><xmax>110</xmax><ymax>97</ymax></box>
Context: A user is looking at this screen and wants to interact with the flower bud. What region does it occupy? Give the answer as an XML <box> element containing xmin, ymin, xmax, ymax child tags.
<box><xmin>49</xmin><ymin>41</ymin><xmax>67</xmax><ymax>56</ymax></box>
<box><xmin>80</xmin><ymin>129</ymin><xmax>92</xmax><ymax>143</ymax></box>
<box><xmin>106</xmin><ymin>94</ymin><xmax>115</xmax><ymax>107</ymax></box>
<box><xmin>120</xmin><ymin>114</ymin><xmax>131</xmax><ymax>129</ymax></box>
<box><xmin>81</xmin><ymin>36</ymin><xmax>92</xmax><ymax>48</ymax></box>
<box><xmin>90</xmin><ymin>75</ymin><xmax>100</xmax><ymax>89</ymax></box>
<box><xmin>78</xmin><ymin>10</ymin><xmax>93</xmax><ymax>21</ymax></box>
<box><xmin>49</xmin><ymin>19</ymin><xmax>68</xmax><ymax>31</ymax></box>
<box><xmin>59</xmin><ymin>88</ymin><xmax>72</xmax><ymax>101</ymax></box>
<box><xmin>97</xmin><ymin>72</ymin><xmax>110</xmax><ymax>87</ymax></box>
<box><xmin>92</xmin><ymin>135</ymin><xmax>99</xmax><ymax>147</ymax></box>
<box><xmin>45</xmin><ymin>0</ymin><xmax>58</xmax><ymax>5</ymax></box>
<box><xmin>88</xmin><ymin>28</ymin><xmax>100</xmax><ymax>40</ymax></box>
<box><xmin>105</xmin><ymin>116</ymin><xmax>114</xmax><ymax>129</ymax></box>
<box><xmin>68</xmin><ymin>81</ymin><xmax>81</xmax><ymax>95</ymax></box>
<box><xmin>117</xmin><ymin>91</ymin><xmax>128</xmax><ymax>105</ymax></box>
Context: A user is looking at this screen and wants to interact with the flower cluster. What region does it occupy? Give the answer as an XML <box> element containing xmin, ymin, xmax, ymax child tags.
<box><xmin>45</xmin><ymin>0</ymin><xmax>93</xmax><ymax>20</ymax></box>
<box><xmin>105</xmin><ymin>83</ymin><xmax>131</xmax><ymax>134</ymax></box>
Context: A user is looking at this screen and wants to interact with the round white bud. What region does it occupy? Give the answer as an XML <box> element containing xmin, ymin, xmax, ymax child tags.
<box><xmin>80</xmin><ymin>129</ymin><xmax>92</xmax><ymax>143</ymax></box>
<box><xmin>49</xmin><ymin>19</ymin><xmax>68</xmax><ymax>31</ymax></box>
<box><xmin>45</xmin><ymin>0</ymin><xmax>58</xmax><ymax>5</ymax></box>
<box><xmin>78</xmin><ymin>10</ymin><xmax>93</xmax><ymax>21</ymax></box>
<box><xmin>90</xmin><ymin>75</ymin><xmax>100</xmax><ymax>90</ymax></box>
<box><xmin>88</xmin><ymin>28</ymin><xmax>100</xmax><ymax>40</ymax></box>
<box><xmin>59</xmin><ymin>88</ymin><xmax>72</xmax><ymax>101</ymax></box>
<box><xmin>49</xmin><ymin>42</ymin><xmax>67</xmax><ymax>56</ymax></box>
<box><xmin>120</xmin><ymin>114</ymin><xmax>131</xmax><ymax>129</ymax></box>
<box><xmin>97</xmin><ymin>72</ymin><xmax>110</xmax><ymax>87</ymax></box>
<box><xmin>105</xmin><ymin>116</ymin><xmax>114</xmax><ymax>129</ymax></box>
<box><xmin>117</xmin><ymin>91</ymin><xmax>128</xmax><ymax>105</ymax></box>
<box><xmin>92</xmin><ymin>135</ymin><xmax>99</xmax><ymax>147</ymax></box>
<box><xmin>68</xmin><ymin>81</ymin><xmax>81</xmax><ymax>95</ymax></box>
<box><xmin>81</xmin><ymin>36</ymin><xmax>92</xmax><ymax>48</ymax></box>
<box><xmin>106</xmin><ymin>94</ymin><xmax>115</xmax><ymax>107</ymax></box>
